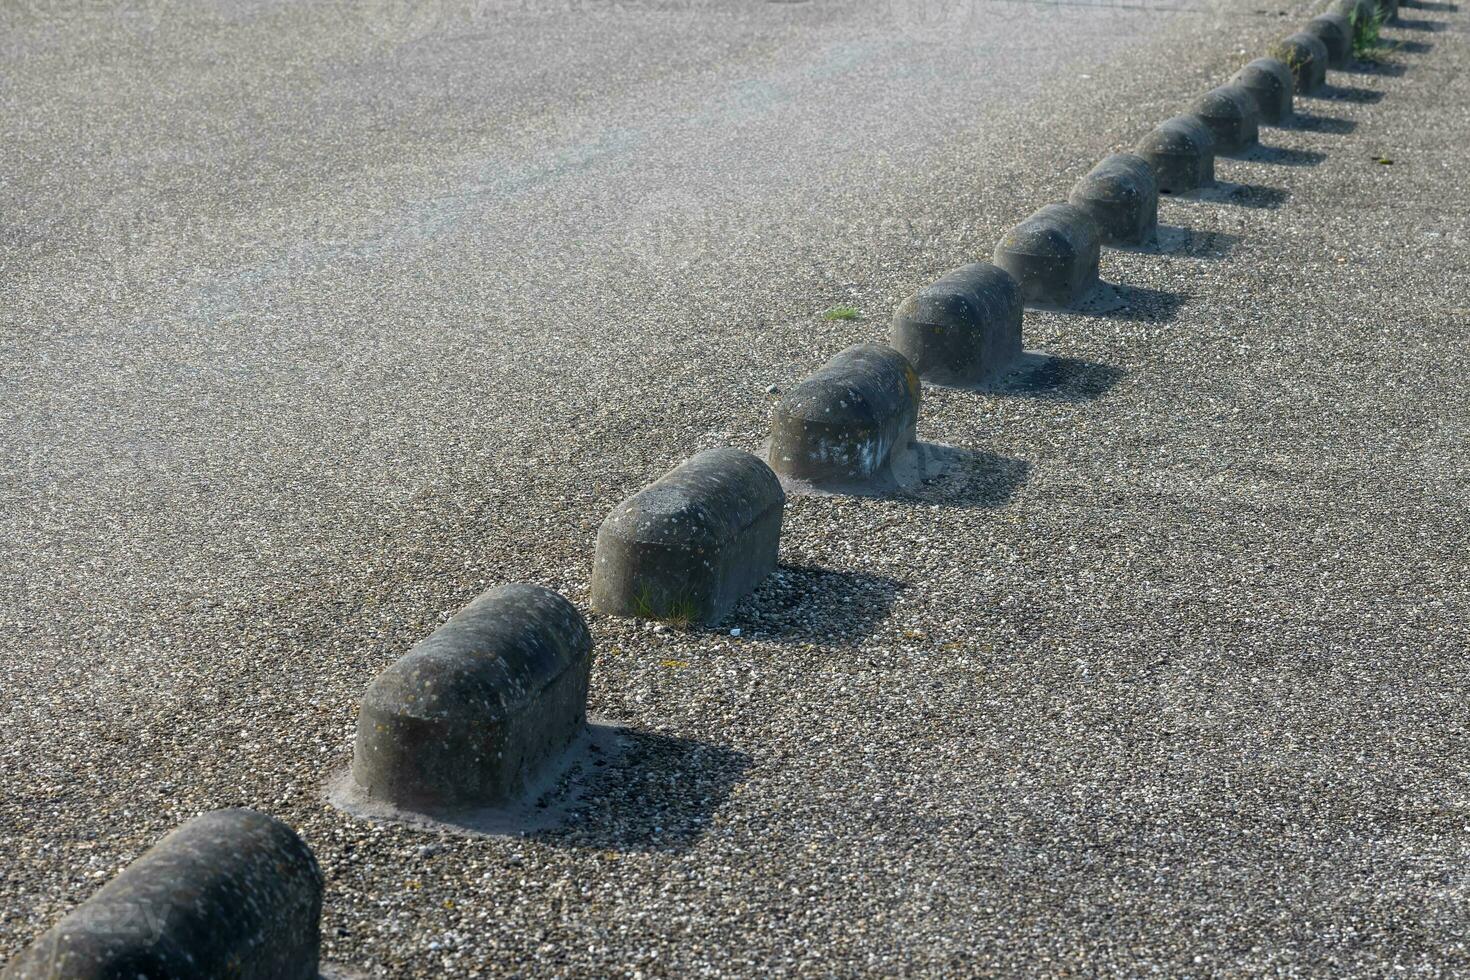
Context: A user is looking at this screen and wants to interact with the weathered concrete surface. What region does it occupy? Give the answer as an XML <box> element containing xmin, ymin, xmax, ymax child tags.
<box><xmin>1</xmin><ymin>809</ymin><xmax>320</xmax><ymax>980</ymax></box>
<box><xmin>351</xmin><ymin>584</ymin><xmax>592</xmax><ymax>809</ymax></box>
<box><xmin>3</xmin><ymin>0</ymin><xmax>1470</xmax><ymax>976</ymax></box>
<box><xmin>768</xmin><ymin>344</ymin><xmax>921</xmax><ymax>486</ymax></box>
<box><xmin>992</xmin><ymin>203</ymin><xmax>1103</xmax><ymax>307</ymax></box>
<box><xmin>1188</xmin><ymin>85</ymin><xmax>1262</xmax><ymax>154</ymax></box>
<box><xmin>890</xmin><ymin>263</ymin><xmax>1024</xmax><ymax>386</ymax></box>
<box><xmin>592</xmin><ymin>448</ymin><xmax>783</xmax><ymax>625</ymax></box>
<box><xmin>1229</xmin><ymin>57</ymin><xmax>1295</xmax><ymax>125</ymax></box>
<box><xmin>1134</xmin><ymin>114</ymin><xmax>1217</xmax><ymax>193</ymax></box>
<box><xmin>1305</xmin><ymin>12</ymin><xmax>1354</xmax><ymax>68</ymax></box>
<box><xmin>1273</xmin><ymin>31</ymin><xmax>1331</xmax><ymax>93</ymax></box>
<box><xmin>1067</xmin><ymin>153</ymin><xmax>1160</xmax><ymax>246</ymax></box>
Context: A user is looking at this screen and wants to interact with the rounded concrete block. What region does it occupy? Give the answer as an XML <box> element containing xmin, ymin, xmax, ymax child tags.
<box><xmin>1229</xmin><ymin>58</ymin><xmax>1295</xmax><ymax>125</ymax></box>
<box><xmin>593</xmin><ymin>448</ymin><xmax>783</xmax><ymax>626</ymax></box>
<box><xmin>1272</xmin><ymin>32</ymin><xmax>1329</xmax><ymax>94</ymax></box>
<box><xmin>1304</xmin><ymin>12</ymin><xmax>1352</xmax><ymax>68</ymax></box>
<box><xmin>991</xmin><ymin>203</ymin><xmax>1102</xmax><ymax>307</ymax></box>
<box><xmin>353</xmin><ymin>584</ymin><xmax>593</xmax><ymax>809</ymax></box>
<box><xmin>1</xmin><ymin>809</ymin><xmax>321</xmax><ymax>980</ymax></box>
<box><xmin>1188</xmin><ymin>85</ymin><xmax>1261</xmax><ymax>155</ymax></box>
<box><xmin>889</xmin><ymin>263</ymin><xmax>1023</xmax><ymax>386</ymax></box>
<box><xmin>1067</xmin><ymin>153</ymin><xmax>1159</xmax><ymax>246</ymax></box>
<box><xmin>1132</xmin><ymin>115</ymin><xmax>1216</xmax><ymax>194</ymax></box>
<box><xmin>769</xmin><ymin>343</ymin><xmax>920</xmax><ymax>486</ymax></box>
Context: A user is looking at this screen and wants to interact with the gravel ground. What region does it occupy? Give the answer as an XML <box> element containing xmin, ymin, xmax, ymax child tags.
<box><xmin>3</xmin><ymin>0</ymin><xmax>1469</xmax><ymax>975</ymax></box>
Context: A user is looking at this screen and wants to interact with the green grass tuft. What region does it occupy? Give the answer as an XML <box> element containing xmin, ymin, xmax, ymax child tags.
<box><xmin>630</xmin><ymin>585</ymin><xmax>699</xmax><ymax>629</ymax></box>
<box><xmin>823</xmin><ymin>304</ymin><xmax>861</xmax><ymax>321</ymax></box>
<box><xmin>1350</xmin><ymin>8</ymin><xmax>1386</xmax><ymax>59</ymax></box>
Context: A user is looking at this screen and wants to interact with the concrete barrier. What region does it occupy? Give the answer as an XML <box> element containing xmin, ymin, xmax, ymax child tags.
<box><xmin>991</xmin><ymin>203</ymin><xmax>1102</xmax><ymax>307</ymax></box>
<box><xmin>1187</xmin><ymin>85</ymin><xmax>1261</xmax><ymax>155</ymax></box>
<box><xmin>1067</xmin><ymin>153</ymin><xmax>1159</xmax><ymax>246</ymax></box>
<box><xmin>769</xmin><ymin>344</ymin><xmax>920</xmax><ymax>486</ymax></box>
<box><xmin>593</xmin><ymin>448</ymin><xmax>783</xmax><ymax>625</ymax></box>
<box><xmin>1133</xmin><ymin>115</ymin><xmax>1216</xmax><ymax>194</ymax></box>
<box><xmin>1272</xmin><ymin>33</ymin><xmax>1330</xmax><ymax>94</ymax></box>
<box><xmin>889</xmin><ymin>263</ymin><xmax>1023</xmax><ymax>385</ymax></box>
<box><xmin>1304</xmin><ymin>12</ymin><xmax>1352</xmax><ymax>68</ymax></box>
<box><xmin>352</xmin><ymin>583</ymin><xmax>593</xmax><ymax>808</ymax></box>
<box><xmin>1229</xmin><ymin>58</ymin><xmax>1295</xmax><ymax>125</ymax></box>
<box><xmin>1</xmin><ymin>809</ymin><xmax>321</xmax><ymax>980</ymax></box>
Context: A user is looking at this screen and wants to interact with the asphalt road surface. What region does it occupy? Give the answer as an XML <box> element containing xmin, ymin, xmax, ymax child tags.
<box><xmin>3</xmin><ymin>0</ymin><xmax>1469</xmax><ymax>975</ymax></box>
